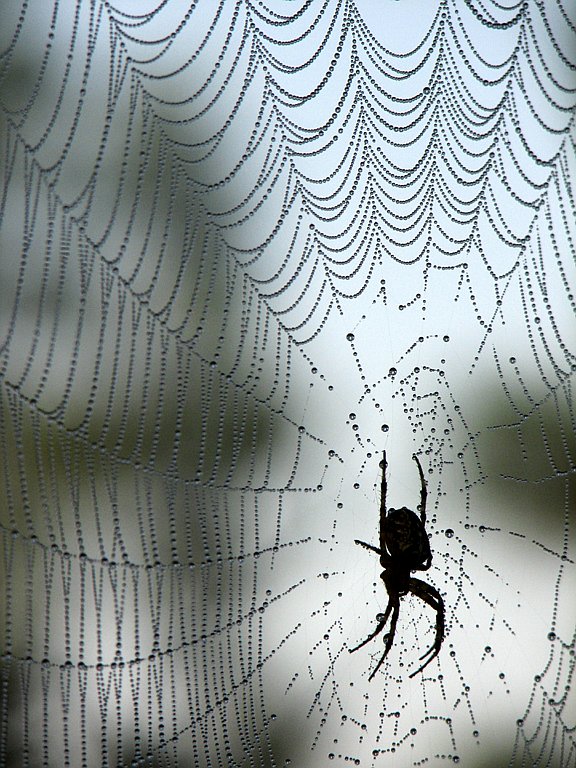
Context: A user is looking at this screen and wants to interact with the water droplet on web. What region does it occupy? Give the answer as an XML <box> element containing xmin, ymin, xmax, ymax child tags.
<box><xmin>388</xmin><ymin>367</ymin><xmax>397</xmax><ymax>377</ymax></box>
<box><xmin>445</xmin><ymin>529</ymin><xmax>454</xmax><ymax>538</ymax></box>
<box><xmin>381</xmin><ymin>424</ymin><xmax>389</xmax><ymax>432</ymax></box>
<box><xmin>548</xmin><ymin>631</ymin><xmax>556</xmax><ymax>641</ymax></box>
<box><xmin>346</xmin><ymin>333</ymin><xmax>355</xmax><ymax>341</ymax></box>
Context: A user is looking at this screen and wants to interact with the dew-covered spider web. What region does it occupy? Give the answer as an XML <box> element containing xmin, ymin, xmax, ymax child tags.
<box><xmin>0</xmin><ymin>0</ymin><xmax>575</xmax><ymax>766</ymax></box>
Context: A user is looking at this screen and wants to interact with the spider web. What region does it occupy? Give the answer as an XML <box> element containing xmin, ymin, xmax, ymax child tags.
<box><xmin>0</xmin><ymin>0</ymin><xmax>575</xmax><ymax>766</ymax></box>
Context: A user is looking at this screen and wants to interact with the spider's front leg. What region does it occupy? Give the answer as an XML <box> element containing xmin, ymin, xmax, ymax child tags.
<box><xmin>379</xmin><ymin>450</ymin><xmax>388</xmax><ymax>551</ymax></box>
<box><xmin>354</xmin><ymin>539</ymin><xmax>393</xmax><ymax>567</ymax></box>
<box><xmin>354</xmin><ymin>540</ymin><xmax>381</xmax><ymax>557</ymax></box>
<box><xmin>413</xmin><ymin>454</ymin><xmax>427</xmax><ymax>526</ymax></box>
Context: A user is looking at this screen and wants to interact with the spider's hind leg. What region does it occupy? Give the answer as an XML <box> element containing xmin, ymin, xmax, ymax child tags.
<box><xmin>407</xmin><ymin>577</ymin><xmax>445</xmax><ymax>678</ymax></box>
<box><xmin>368</xmin><ymin>599</ymin><xmax>400</xmax><ymax>681</ymax></box>
<box><xmin>349</xmin><ymin>599</ymin><xmax>392</xmax><ymax>655</ymax></box>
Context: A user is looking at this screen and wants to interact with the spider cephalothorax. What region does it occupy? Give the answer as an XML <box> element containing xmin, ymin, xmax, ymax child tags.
<box><xmin>350</xmin><ymin>450</ymin><xmax>445</xmax><ymax>680</ymax></box>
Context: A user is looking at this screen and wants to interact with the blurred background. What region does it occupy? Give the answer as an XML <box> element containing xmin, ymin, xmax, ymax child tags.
<box><xmin>0</xmin><ymin>1</ymin><xmax>574</xmax><ymax>766</ymax></box>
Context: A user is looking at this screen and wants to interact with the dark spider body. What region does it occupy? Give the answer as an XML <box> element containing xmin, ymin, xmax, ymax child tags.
<box><xmin>383</xmin><ymin>507</ymin><xmax>431</xmax><ymax>572</ymax></box>
<box><xmin>350</xmin><ymin>451</ymin><xmax>445</xmax><ymax>680</ymax></box>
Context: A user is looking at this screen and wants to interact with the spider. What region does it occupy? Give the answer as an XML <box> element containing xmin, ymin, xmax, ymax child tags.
<box><xmin>350</xmin><ymin>450</ymin><xmax>445</xmax><ymax>680</ymax></box>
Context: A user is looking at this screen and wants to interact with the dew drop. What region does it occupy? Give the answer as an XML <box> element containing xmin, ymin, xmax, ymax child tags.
<box><xmin>548</xmin><ymin>631</ymin><xmax>556</xmax><ymax>641</ymax></box>
<box><xmin>381</xmin><ymin>424</ymin><xmax>389</xmax><ymax>432</ymax></box>
<box><xmin>346</xmin><ymin>333</ymin><xmax>355</xmax><ymax>341</ymax></box>
<box><xmin>445</xmin><ymin>529</ymin><xmax>454</xmax><ymax>538</ymax></box>
<box><xmin>388</xmin><ymin>367</ymin><xmax>397</xmax><ymax>377</ymax></box>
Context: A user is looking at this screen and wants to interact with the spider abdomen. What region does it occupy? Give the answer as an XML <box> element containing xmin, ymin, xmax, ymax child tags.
<box><xmin>383</xmin><ymin>507</ymin><xmax>431</xmax><ymax>570</ymax></box>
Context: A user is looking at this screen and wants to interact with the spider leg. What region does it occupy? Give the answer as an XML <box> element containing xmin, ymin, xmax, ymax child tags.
<box><xmin>354</xmin><ymin>540</ymin><xmax>382</xmax><ymax>557</ymax></box>
<box><xmin>379</xmin><ymin>450</ymin><xmax>388</xmax><ymax>551</ymax></box>
<box><xmin>407</xmin><ymin>577</ymin><xmax>445</xmax><ymax>678</ymax></box>
<box><xmin>349</xmin><ymin>599</ymin><xmax>393</xmax><ymax>654</ymax></box>
<box><xmin>354</xmin><ymin>539</ymin><xmax>393</xmax><ymax>567</ymax></box>
<box><xmin>369</xmin><ymin>598</ymin><xmax>400</xmax><ymax>681</ymax></box>
<box><xmin>413</xmin><ymin>454</ymin><xmax>427</xmax><ymax>526</ymax></box>
<box><xmin>413</xmin><ymin>554</ymin><xmax>432</xmax><ymax>572</ymax></box>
